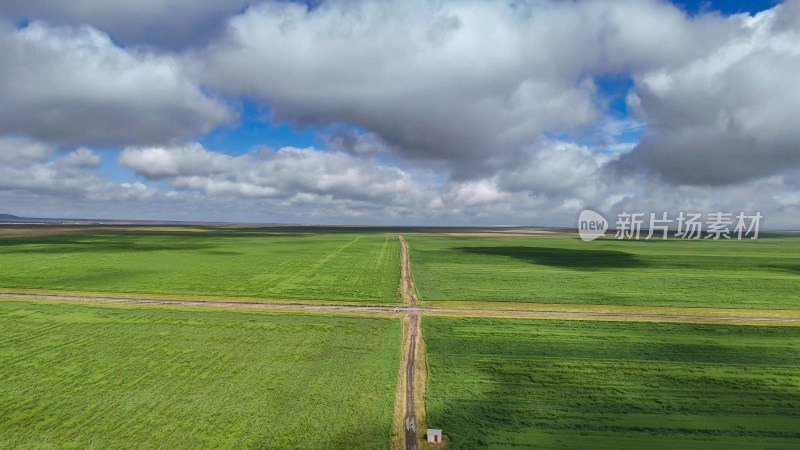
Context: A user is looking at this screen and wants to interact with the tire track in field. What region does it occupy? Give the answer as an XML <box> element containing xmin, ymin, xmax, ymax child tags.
<box><xmin>302</xmin><ymin>235</ymin><xmax>363</xmax><ymax>276</ymax></box>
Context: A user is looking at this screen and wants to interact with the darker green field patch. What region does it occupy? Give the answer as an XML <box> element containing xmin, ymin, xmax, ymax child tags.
<box><xmin>455</xmin><ymin>246</ymin><xmax>645</xmax><ymax>269</ymax></box>
<box><xmin>423</xmin><ymin>317</ymin><xmax>800</xmax><ymax>449</ymax></box>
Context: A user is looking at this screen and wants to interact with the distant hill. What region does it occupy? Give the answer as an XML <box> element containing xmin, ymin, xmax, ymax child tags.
<box><xmin>0</xmin><ymin>213</ymin><xmax>230</xmax><ymax>226</ymax></box>
<box><xmin>0</xmin><ymin>213</ymin><xmax>109</xmax><ymax>224</ymax></box>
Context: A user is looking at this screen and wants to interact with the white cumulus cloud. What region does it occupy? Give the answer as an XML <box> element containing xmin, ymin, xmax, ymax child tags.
<box><xmin>0</xmin><ymin>21</ymin><xmax>232</xmax><ymax>147</ymax></box>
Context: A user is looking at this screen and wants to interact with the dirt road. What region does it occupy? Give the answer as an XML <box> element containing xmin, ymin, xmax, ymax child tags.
<box><xmin>398</xmin><ymin>235</ymin><xmax>417</xmax><ymax>309</ymax></box>
<box><xmin>398</xmin><ymin>235</ymin><xmax>420</xmax><ymax>449</ymax></box>
<box><xmin>2</xmin><ymin>293</ymin><xmax>799</xmax><ymax>322</ymax></box>
<box><xmin>404</xmin><ymin>313</ymin><xmax>418</xmax><ymax>450</ymax></box>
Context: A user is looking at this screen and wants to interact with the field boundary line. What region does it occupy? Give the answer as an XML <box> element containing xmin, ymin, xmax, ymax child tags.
<box><xmin>417</xmin><ymin>307</ymin><xmax>800</xmax><ymax>323</ymax></box>
<box><xmin>0</xmin><ymin>288</ymin><xmax>401</xmax><ymax>307</ymax></box>
<box><xmin>0</xmin><ymin>293</ymin><xmax>400</xmax><ymax>316</ymax></box>
<box><xmin>419</xmin><ymin>300</ymin><xmax>800</xmax><ymax>319</ymax></box>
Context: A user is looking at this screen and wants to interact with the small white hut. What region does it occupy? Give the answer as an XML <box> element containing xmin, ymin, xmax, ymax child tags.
<box><xmin>426</xmin><ymin>429</ymin><xmax>442</xmax><ymax>443</ymax></box>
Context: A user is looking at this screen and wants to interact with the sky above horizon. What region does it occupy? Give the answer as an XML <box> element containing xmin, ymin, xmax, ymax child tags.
<box><xmin>1</xmin><ymin>0</ymin><xmax>799</xmax><ymax>227</ymax></box>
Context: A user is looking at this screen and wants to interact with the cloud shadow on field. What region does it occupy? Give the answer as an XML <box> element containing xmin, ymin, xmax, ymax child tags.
<box><xmin>0</xmin><ymin>234</ymin><xmax>216</xmax><ymax>254</ymax></box>
<box><xmin>761</xmin><ymin>264</ymin><xmax>800</xmax><ymax>275</ymax></box>
<box><xmin>454</xmin><ymin>246</ymin><xmax>646</xmax><ymax>270</ymax></box>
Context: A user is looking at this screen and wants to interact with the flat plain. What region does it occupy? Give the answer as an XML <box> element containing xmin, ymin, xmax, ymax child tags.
<box><xmin>4</xmin><ymin>226</ymin><xmax>800</xmax><ymax>449</ymax></box>
<box><xmin>0</xmin><ymin>299</ymin><xmax>401</xmax><ymax>448</ymax></box>
<box><xmin>423</xmin><ymin>316</ymin><xmax>800</xmax><ymax>449</ymax></box>
<box><xmin>407</xmin><ymin>233</ymin><xmax>800</xmax><ymax>309</ymax></box>
<box><xmin>0</xmin><ymin>227</ymin><xmax>400</xmax><ymax>302</ymax></box>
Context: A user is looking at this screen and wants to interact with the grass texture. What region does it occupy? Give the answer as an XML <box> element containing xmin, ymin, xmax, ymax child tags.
<box><xmin>407</xmin><ymin>234</ymin><xmax>800</xmax><ymax>309</ymax></box>
<box><xmin>0</xmin><ymin>228</ymin><xmax>400</xmax><ymax>302</ymax></box>
<box><xmin>0</xmin><ymin>300</ymin><xmax>401</xmax><ymax>448</ymax></box>
<box><xmin>423</xmin><ymin>316</ymin><xmax>800</xmax><ymax>448</ymax></box>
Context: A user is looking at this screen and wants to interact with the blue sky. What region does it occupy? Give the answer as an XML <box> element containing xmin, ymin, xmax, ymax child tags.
<box><xmin>1</xmin><ymin>0</ymin><xmax>799</xmax><ymax>226</ymax></box>
<box><xmin>677</xmin><ymin>0</ymin><xmax>779</xmax><ymax>14</ymax></box>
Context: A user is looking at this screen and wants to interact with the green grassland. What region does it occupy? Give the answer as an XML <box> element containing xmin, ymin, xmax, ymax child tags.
<box><xmin>407</xmin><ymin>234</ymin><xmax>800</xmax><ymax>309</ymax></box>
<box><xmin>0</xmin><ymin>300</ymin><xmax>400</xmax><ymax>448</ymax></box>
<box><xmin>423</xmin><ymin>317</ymin><xmax>800</xmax><ymax>449</ymax></box>
<box><xmin>0</xmin><ymin>228</ymin><xmax>400</xmax><ymax>302</ymax></box>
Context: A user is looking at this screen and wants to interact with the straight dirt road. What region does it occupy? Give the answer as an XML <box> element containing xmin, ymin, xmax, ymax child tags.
<box><xmin>2</xmin><ymin>292</ymin><xmax>799</xmax><ymax>322</ymax></box>
<box><xmin>404</xmin><ymin>314</ymin><xmax>418</xmax><ymax>450</ymax></box>
<box><xmin>399</xmin><ymin>235</ymin><xmax>420</xmax><ymax>450</ymax></box>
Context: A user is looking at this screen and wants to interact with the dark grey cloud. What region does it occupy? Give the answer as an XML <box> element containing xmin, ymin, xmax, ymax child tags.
<box><xmin>0</xmin><ymin>21</ymin><xmax>231</xmax><ymax>148</ymax></box>
<box><xmin>199</xmin><ymin>0</ymin><xmax>742</xmax><ymax>180</ymax></box>
<box><xmin>323</xmin><ymin>129</ymin><xmax>391</xmax><ymax>157</ymax></box>
<box><xmin>619</xmin><ymin>1</ymin><xmax>800</xmax><ymax>185</ymax></box>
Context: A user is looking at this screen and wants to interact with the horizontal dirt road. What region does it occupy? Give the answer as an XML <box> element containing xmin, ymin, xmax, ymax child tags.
<box><xmin>2</xmin><ymin>292</ymin><xmax>800</xmax><ymax>323</ymax></box>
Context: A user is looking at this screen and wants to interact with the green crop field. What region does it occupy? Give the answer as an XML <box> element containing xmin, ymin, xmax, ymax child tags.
<box><xmin>423</xmin><ymin>317</ymin><xmax>800</xmax><ymax>449</ymax></box>
<box><xmin>0</xmin><ymin>300</ymin><xmax>400</xmax><ymax>448</ymax></box>
<box><xmin>407</xmin><ymin>234</ymin><xmax>800</xmax><ymax>309</ymax></box>
<box><xmin>0</xmin><ymin>228</ymin><xmax>400</xmax><ymax>302</ymax></box>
